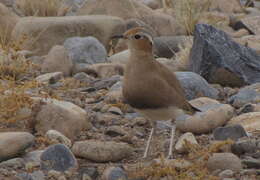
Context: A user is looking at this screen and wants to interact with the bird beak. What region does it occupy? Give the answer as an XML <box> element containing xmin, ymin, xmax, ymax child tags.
<box><xmin>111</xmin><ymin>35</ymin><xmax>125</xmax><ymax>39</ymax></box>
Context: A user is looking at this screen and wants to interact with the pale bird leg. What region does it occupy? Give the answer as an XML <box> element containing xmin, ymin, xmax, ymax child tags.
<box><xmin>143</xmin><ymin>127</ymin><xmax>154</xmax><ymax>158</ymax></box>
<box><xmin>167</xmin><ymin>126</ymin><xmax>176</xmax><ymax>159</ymax></box>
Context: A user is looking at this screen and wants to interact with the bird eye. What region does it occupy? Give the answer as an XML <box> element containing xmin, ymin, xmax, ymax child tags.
<box><xmin>134</xmin><ymin>34</ymin><xmax>141</xmax><ymax>39</ymax></box>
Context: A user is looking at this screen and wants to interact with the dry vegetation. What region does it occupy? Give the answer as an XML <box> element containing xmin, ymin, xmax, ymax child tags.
<box><xmin>15</xmin><ymin>0</ymin><xmax>71</xmax><ymax>16</ymax></box>
<box><xmin>171</xmin><ymin>0</ymin><xmax>212</xmax><ymax>35</ymax></box>
<box><xmin>129</xmin><ymin>140</ymin><xmax>234</xmax><ymax>180</ymax></box>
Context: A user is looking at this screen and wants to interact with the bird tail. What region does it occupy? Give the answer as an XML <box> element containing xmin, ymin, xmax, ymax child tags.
<box><xmin>184</xmin><ymin>102</ymin><xmax>201</xmax><ymax>115</ymax></box>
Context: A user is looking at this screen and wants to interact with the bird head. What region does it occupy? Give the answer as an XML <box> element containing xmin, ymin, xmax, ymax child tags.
<box><xmin>112</xmin><ymin>27</ymin><xmax>154</xmax><ymax>53</ymax></box>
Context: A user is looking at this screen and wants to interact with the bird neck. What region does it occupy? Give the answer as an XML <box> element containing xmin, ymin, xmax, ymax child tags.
<box><xmin>129</xmin><ymin>49</ymin><xmax>154</xmax><ymax>63</ymax></box>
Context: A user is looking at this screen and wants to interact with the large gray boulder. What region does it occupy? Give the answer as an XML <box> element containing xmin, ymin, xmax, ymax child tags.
<box><xmin>63</xmin><ymin>36</ymin><xmax>107</xmax><ymax>65</ymax></box>
<box><xmin>190</xmin><ymin>24</ymin><xmax>260</xmax><ymax>87</ymax></box>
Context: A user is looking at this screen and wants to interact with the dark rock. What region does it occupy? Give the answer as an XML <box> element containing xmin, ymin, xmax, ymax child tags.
<box><xmin>190</xmin><ymin>24</ymin><xmax>260</xmax><ymax>87</ymax></box>
<box><xmin>213</xmin><ymin>124</ymin><xmax>247</xmax><ymax>141</ymax></box>
<box><xmin>231</xmin><ymin>139</ymin><xmax>258</xmax><ymax>155</ymax></box>
<box><xmin>228</xmin><ymin>83</ymin><xmax>260</xmax><ymax>108</ymax></box>
<box><xmin>153</xmin><ymin>36</ymin><xmax>193</xmax><ymax>58</ymax></box>
<box><xmin>175</xmin><ymin>72</ymin><xmax>219</xmax><ymax>100</ymax></box>
<box><xmin>242</xmin><ymin>157</ymin><xmax>260</xmax><ymax>169</ymax></box>
<box><xmin>92</xmin><ymin>75</ymin><xmax>121</xmax><ymax>90</ymax></box>
<box><xmin>63</xmin><ymin>36</ymin><xmax>107</xmax><ymax>64</ymax></box>
<box><xmin>40</xmin><ymin>144</ymin><xmax>77</xmax><ymax>172</ymax></box>
<box><xmin>102</xmin><ymin>167</ymin><xmax>128</xmax><ymax>180</ymax></box>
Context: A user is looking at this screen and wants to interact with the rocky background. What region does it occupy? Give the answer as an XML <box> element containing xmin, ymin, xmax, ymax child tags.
<box><xmin>0</xmin><ymin>0</ymin><xmax>260</xmax><ymax>179</ymax></box>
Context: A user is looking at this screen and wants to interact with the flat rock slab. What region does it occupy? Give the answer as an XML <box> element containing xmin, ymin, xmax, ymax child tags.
<box><xmin>11</xmin><ymin>15</ymin><xmax>125</xmax><ymax>56</ymax></box>
<box><xmin>0</xmin><ymin>132</ymin><xmax>34</xmax><ymax>162</ymax></box>
<box><xmin>40</xmin><ymin>144</ymin><xmax>77</xmax><ymax>172</ymax></box>
<box><xmin>190</xmin><ymin>24</ymin><xmax>260</xmax><ymax>87</ymax></box>
<box><xmin>72</xmin><ymin>140</ymin><xmax>133</xmax><ymax>162</ymax></box>
<box><xmin>176</xmin><ymin>97</ymin><xmax>234</xmax><ymax>134</ymax></box>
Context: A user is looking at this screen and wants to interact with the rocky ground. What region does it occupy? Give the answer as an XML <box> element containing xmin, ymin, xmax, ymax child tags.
<box><xmin>0</xmin><ymin>0</ymin><xmax>260</xmax><ymax>179</ymax></box>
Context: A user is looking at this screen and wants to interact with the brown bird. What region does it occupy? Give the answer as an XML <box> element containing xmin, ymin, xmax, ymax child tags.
<box><xmin>112</xmin><ymin>27</ymin><xmax>199</xmax><ymax>158</ymax></box>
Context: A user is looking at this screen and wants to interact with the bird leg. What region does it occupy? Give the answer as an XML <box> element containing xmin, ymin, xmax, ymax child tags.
<box><xmin>143</xmin><ymin>121</ymin><xmax>156</xmax><ymax>158</ymax></box>
<box><xmin>143</xmin><ymin>127</ymin><xmax>154</xmax><ymax>158</ymax></box>
<box><xmin>167</xmin><ymin>126</ymin><xmax>176</xmax><ymax>159</ymax></box>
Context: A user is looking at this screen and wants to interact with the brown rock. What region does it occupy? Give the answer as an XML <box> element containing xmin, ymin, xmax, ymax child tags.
<box><xmin>72</xmin><ymin>140</ymin><xmax>133</xmax><ymax>162</ymax></box>
<box><xmin>42</xmin><ymin>45</ymin><xmax>73</xmax><ymax>77</ymax></box>
<box><xmin>210</xmin><ymin>0</ymin><xmax>243</xmax><ymax>13</ymax></box>
<box><xmin>11</xmin><ymin>15</ymin><xmax>125</xmax><ymax>56</ymax></box>
<box><xmin>85</xmin><ymin>63</ymin><xmax>124</xmax><ymax>78</ymax></box>
<box><xmin>207</xmin><ymin>153</ymin><xmax>242</xmax><ymax>172</ymax></box>
<box><xmin>77</xmin><ymin>0</ymin><xmax>184</xmax><ymax>36</ymax></box>
<box><xmin>0</xmin><ymin>3</ymin><xmax>19</xmax><ymax>43</ymax></box>
<box><xmin>228</xmin><ymin>112</ymin><xmax>260</xmax><ymax>133</ymax></box>
<box><xmin>34</xmin><ymin>98</ymin><xmax>92</xmax><ymax>140</ymax></box>
<box><xmin>235</xmin><ymin>16</ymin><xmax>260</xmax><ymax>35</ymax></box>
<box><xmin>0</xmin><ymin>132</ymin><xmax>34</xmax><ymax>162</ymax></box>
<box><xmin>176</xmin><ymin>97</ymin><xmax>234</xmax><ymax>134</ymax></box>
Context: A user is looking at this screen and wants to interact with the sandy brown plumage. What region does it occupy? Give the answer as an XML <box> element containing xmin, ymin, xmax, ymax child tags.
<box><xmin>113</xmin><ymin>27</ymin><xmax>199</xmax><ymax>158</ymax></box>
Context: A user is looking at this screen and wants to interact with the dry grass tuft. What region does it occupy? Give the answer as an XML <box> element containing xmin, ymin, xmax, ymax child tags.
<box><xmin>172</xmin><ymin>37</ymin><xmax>193</xmax><ymax>71</ymax></box>
<box><xmin>169</xmin><ymin>0</ymin><xmax>212</xmax><ymax>35</ymax></box>
<box><xmin>129</xmin><ymin>140</ymin><xmax>234</xmax><ymax>180</ymax></box>
<box><xmin>15</xmin><ymin>0</ymin><xmax>71</xmax><ymax>17</ymax></box>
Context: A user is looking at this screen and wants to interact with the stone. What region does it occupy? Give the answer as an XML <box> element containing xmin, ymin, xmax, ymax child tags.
<box><xmin>73</xmin><ymin>72</ymin><xmax>94</xmax><ymax>83</ymax></box>
<box><xmin>210</xmin><ymin>0</ymin><xmax>243</xmax><ymax>13</ymax></box>
<box><xmin>83</xmin><ymin>63</ymin><xmax>124</xmax><ymax>78</ymax></box>
<box><xmin>213</xmin><ymin>124</ymin><xmax>247</xmax><ymax>141</ymax></box>
<box><xmin>105</xmin><ymin>126</ymin><xmax>127</xmax><ymax>137</ymax></box>
<box><xmin>228</xmin><ymin>112</ymin><xmax>260</xmax><ymax>132</ymax></box>
<box><xmin>0</xmin><ymin>3</ymin><xmax>19</xmax><ymax>43</ymax></box>
<box><xmin>91</xmin><ymin>75</ymin><xmax>121</xmax><ymax>91</ymax></box>
<box><xmin>109</xmin><ymin>50</ymin><xmax>129</xmax><ymax>65</ymax></box>
<box><xmin>0</xmin><ymin>132</ymin><xmax>35</xmax><ymax>162</ymax></box>
<box><xmin>207</xmin><ymin>153</ymin><xmax>242</xmax><ymax>172</ymax></box>
<box><xmin>36</xmin><ymin>72</ymin><xmax>63</xmax><ymax>84</ymax></box>
<box><xmin>153</xmin><ymin>36</ymin><xmax>193</xmax><ymax>58</ymax></box>
<box><xmin>175</xmin><ymin>132</ymin><xmax>198</xmax><ymax>153</ymax></box>
<box><xmin>234</xmin><ymin>16</ymin><xmax>260</xmax><ymax>35</ymax></box>
<box><xmin>0</xmin><ymin>0</ymin><xmax>15</xmax><ymax>7</ymax></box>
<box><xmin>72</xmin><ymin>140</ymin><xmax>133</xmax><ymax>162</ymax></box>
<box><xmin>176</xmin><ymin>97</ymin><xmax>234</xmax><ymax>134</ymax></box>
<box><xmin>63</xmin><ymin>36</ymin><xmax>107</xmax><ymax>65</ymax></box>
<box><xmin>219</xmin><ymin>169</ymin><xmax>234</xmax><ymax>178</ymax></box>
<box><xmin>42</xmin><ymin>45</ymin><xmax>73</xmax><ymax>77</ymax></box>
<box><xmin>108</xmin><ymin>107</ymin><xmax>123</xmax><ymax>115</ymax></box>
<box><xmin>11</xmin><ymin>15</ymin><xmax>125</xmax><ymax>56</ymax></box>
<box><xmin>231</xmin><ymin>139</ymin><xmax>258</xmax><ymax>155</ymax></box>
<box><xmin>23</xmin><ymin>150</ymin><xmax>43</xmax><ymax>167</ymax></box>
<box><xmin>77</xmin><ymin>0</ymin><xmax>184</xmax><ymax>36</ymax></box>
<box><xmin>0</xmin><ymin>158</ymin><xmax>24</xmax><ymax>169</ymax></box>
<box><xmin>175</xmin><ymin>72</ymin><xmax>219</xmax><ymax>100</ymax></box>
<box><xmin>34</xmin><ymin>97</ymin><xmax>92</xmax><ymax>140</ymax></box>
<box><xmin>102</xmin><ymin>167</ymin><xmax>128</xmax><ymax>180</ymax></box>
<box><xmin>40</xmin><ymin>144</ymin><xmax>77</xmax><ymax>172</ymax></box>
<box><xmin>228</xmin><ymin>83</ymin><xmax>260</xmax><ymax>108</ymax></box>
<box><xmin>190</xmin><ymin>24</ymin><xmax>260</xmax><ymax>87</ymax></box>
<box><xmin>242</xmin><ymin>157</ymin><xmax>260</xmax><ymax>169</ymax></box>
<box><xmin>78</xmin><ymin>167</ymin><xmax>99</xmax><ymax>180</ymax></box>
<box><xmin>16</xmin><ymin>171</ymin><xmax>45</xmax><ymax>180</ymax></box>
<box><xmin>45</xmin><ymin>130</ymin><xmax>72</xmax><ymax>148</ymax></box>
<box><xmin>139</xmin><ymin>0</ymin><xmax>161</xmax><ymax>9</ymax></box>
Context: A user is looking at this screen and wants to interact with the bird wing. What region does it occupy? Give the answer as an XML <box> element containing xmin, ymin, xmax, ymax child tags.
<box><xmin>154</xmin><ymin>60</ymin><xmax>198</xmax><ymax>113</ymax></box>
